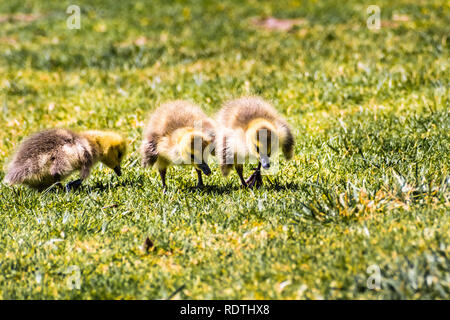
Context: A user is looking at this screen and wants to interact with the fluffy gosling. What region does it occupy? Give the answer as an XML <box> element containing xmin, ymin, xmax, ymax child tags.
<box><xmin>3</xmin><ymin>129</ymin><xmax>127</xmax><ymax>191</ymax></box>
<box><xmin>141</xmin><ymin>100</ymin><xmax>215</xmax><ymax>189</ymax></box>
<box><xmin>216</xmin><ymin>96</ymin><xmax>294</xmax><ymax>188</ymax></box>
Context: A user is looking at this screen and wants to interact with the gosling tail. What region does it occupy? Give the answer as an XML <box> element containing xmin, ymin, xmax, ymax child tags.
<box><xmin>141</xmin><ymin>135</ymin><xmax>159</xmax><ymax>167</ymax></box>
<box><xmin>3</xmin><ymin>165</ymin><xmax>28</xmax><ymax>185</ymax></box>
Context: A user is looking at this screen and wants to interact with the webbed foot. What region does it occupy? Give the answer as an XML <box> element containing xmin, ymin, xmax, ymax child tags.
<box><xmin>245</xmin><ymin>169</ymin><xmax>263</xmax><ymax>189</ymax></box>
<box><xmin>65</xmin><ymin>179</ymin><xmax>82</xmax><ymax>192</ymax></box>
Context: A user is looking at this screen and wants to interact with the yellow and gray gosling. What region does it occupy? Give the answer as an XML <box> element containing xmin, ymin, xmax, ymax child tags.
<box><xmin>3</xmin><ymin>129</ymin><xmax>127</xmax><ymax>191</ymax></box>
<box><xmin>141</xmin><ymin>100</ymin><xmax>215</xmax><ymax>189</ymax></box>
<box><xmin>216</xmin><ymin>96</ymin><xmax>294</xmax><ymax>188</ymax></box>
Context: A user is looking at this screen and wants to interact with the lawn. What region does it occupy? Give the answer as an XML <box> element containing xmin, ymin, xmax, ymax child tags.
<box><xmin>0</xmin><ymin>0</ymin><xmax>448</xmax><ymax>299</ymax></box>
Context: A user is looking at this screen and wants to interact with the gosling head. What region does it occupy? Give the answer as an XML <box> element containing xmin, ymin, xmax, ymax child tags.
<box><xmin>83</xmin><ymin>131</ymin><xmax>127</xmax><ymax>176</ymax></box>
<box><xmin>179</xmin><ymin>130</ymin><xmax>213</xmax><ymax>176</ymax></box>
<box><xmin>246</xmin><ymin>119</ymin><xmax>278</xmax><ymax>170</ymax></box>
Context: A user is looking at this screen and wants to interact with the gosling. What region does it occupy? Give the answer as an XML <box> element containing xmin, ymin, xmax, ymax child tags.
<box><xmin>141</xmin><ymin>100</ymin><xmax>215</xmax><ymax>189</ymax></box>
<box><xmin>3</xmin><ymin>129</ymin><xmax>127</xmax><ymax>191</ymax></box>
<box><xmin>216</xmin><ymin>96</ymin><xmax>294</xmax><ymax>188</ymax></box>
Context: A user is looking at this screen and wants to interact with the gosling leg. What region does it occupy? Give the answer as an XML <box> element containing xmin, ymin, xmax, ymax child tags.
<box><xmin>235</xmin><ymin>164</ymin><xmax>247</xmax><ymax>188</ymax></box>
<box><xmin>196</xmin><ymin>169</ymin><xmax>204</xmax><ymax>188</ymax></box>
<box><xmin>51</xmin><ymin>173</ymin><xmax>64</xmax><ymax>190</ymax></box>
<box><xmin>65</xmin><ymin>163</ymin><xmax>93</xmax><ymax>192</ymax></box>
<box><xmin>246</xmin><ymin>162</ymin><xmax>263</xmax><ymax>189</ymax></box>
<box><xmin>159</xmin><ymin>168</ymin><xmax>167</xmax><ymax>191</ymax></box>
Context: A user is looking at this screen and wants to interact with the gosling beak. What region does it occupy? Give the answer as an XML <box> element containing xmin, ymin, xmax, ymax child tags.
<box><xmin>198</xmin><ymin>163</ymin><xmax>211</xmax><ymax>176</ymax></box>
<box><xmin>113</xmin><ymin>166</ymin><xmax>122</xmax><ymax>176</ymax></box>
<box><xmin>260</xmin><ymin>155</ymin><xmax>270</xmax><ymax>169</ymax></box>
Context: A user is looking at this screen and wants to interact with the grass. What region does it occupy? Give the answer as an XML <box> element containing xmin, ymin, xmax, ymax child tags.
<box><xmin>0</xmin><ymin>0</ymin><xmax>449</xmax><ymax>299</ymax></box>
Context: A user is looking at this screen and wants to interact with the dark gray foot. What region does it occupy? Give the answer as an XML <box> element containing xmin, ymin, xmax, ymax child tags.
<box><xmin>65</xmin><ymin>179</ymin><xmax>82</xmax><ymax>192</ymax></box>
<box><xmin>245</xmin><ymin>169</ymin><xmax>263</xmax><ymax>189</ymax></box>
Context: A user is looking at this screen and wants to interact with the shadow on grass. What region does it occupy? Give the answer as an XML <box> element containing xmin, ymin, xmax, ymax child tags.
<box><xmin>88</xmin><ymin>176</ymin><xmax>146</xmax><ymax>192</ymax></box>
<box><xmin>184</xmin><ymin>183</ymin><xmax>243</xmax><ymax>195</ymax></box>
<box><xmin>39</xmin><ymin>175</ymin><xmax>301</xmax><ymax>195</ymax></box>
<box><xmin>264</xmin><ymin>180</ymin><xmax>302</xmax><ymax>192</ymax></box>
<box><xmin>182</xmin><ymin>179</ymin><xmax>302</xmax><ymax>195</ymax></box>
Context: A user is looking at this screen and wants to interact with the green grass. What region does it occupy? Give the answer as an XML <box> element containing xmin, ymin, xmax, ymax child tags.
<box><xmin>0</xmin><ymin>0</ymin><xmax>449</xmax><ymax>299</ymax></box>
